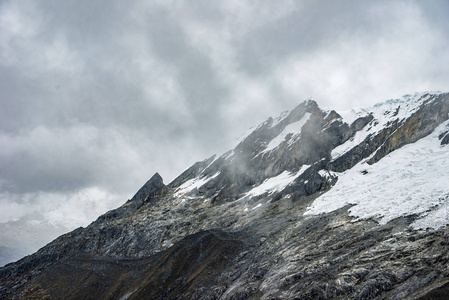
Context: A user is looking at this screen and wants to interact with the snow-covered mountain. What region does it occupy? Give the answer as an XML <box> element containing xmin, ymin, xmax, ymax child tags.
<box><xmin>1</xmin><ymin>92</ymin><xmax>449</xmax><ymax>299</ymax></box>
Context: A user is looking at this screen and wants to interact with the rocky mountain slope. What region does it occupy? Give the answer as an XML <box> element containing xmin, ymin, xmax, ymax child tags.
<box><xmin>1</xmin><ymin>92</ymin><xmax>449</xmax><ymax>299</ymax></box>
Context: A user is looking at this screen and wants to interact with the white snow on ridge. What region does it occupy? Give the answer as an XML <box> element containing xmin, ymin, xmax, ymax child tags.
<box><xmin>233</xmin><ymin>111</ymin><xmax>290</xmax><ymax>148</ymax></box>
<box><xmin>271</xmin><ymin>110</ymin><xmax>290</xmax><ymax>128</ymax></box>
<box><xmin>262</xmin><ymin>113</ymin><xmax>311</xmax><ymax>154</ymax></box>
<box><xmin>234</xmin><ymin>125</ymin><xmax>257</xmax><ymax>147</ymax></box>
<box><xmin>331</xmin><ymin>129</ymin><xmax>371</xmax><ymax>159</ymax></box>
<box><xmin>252</xmin><ymin>203</ymin><xmax>262</xmax><ymax>210</ymax></box>
<box><xmin>318</xmin><ymin>169</ymin><xmax>338</xmax><ymax>180</ymax></box>
<box><xmin>331</xmin><ymin>92</ymin><xmax>442</xmax><ymax>160</ymax></box>
<box><xmin>305</xmin><ymin>120</ymin><xmax>449</xmax><ymax>229</ymax></box>
<box><xmin>337</xmin><ymin>108</ymin><xmax>368</xmax><ymax>125</ymax></box>
<box><xmin>368</xmin><ymin>92</ymin><xmax>434</xmax><ymax>123</ymax></box>
<box><xmin>244</xmin><ymin>164</ymin><xmax>310</xmax><ymax>199</ymax></box>
<box><xmin>175</xmin><ymin>172</ymin><xmax>220</xmax><ymax>196</ymax></box>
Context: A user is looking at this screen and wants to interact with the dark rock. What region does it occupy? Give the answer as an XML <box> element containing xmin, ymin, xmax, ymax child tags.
<box><xmin>418</xmin><ymin>281</ymin><xmax>449</xmax><ymax>299</ymax></box>
<box><xmin>440</xmin><ymin>132</ymin><xmax>449</xmax><ymax>145</ymax></box>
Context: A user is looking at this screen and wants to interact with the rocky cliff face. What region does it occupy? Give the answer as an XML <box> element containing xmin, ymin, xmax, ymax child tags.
<box><xmin>1</xmin><ymin>92</ymin><xmax>449</xmax><ymax>300</ymax></box>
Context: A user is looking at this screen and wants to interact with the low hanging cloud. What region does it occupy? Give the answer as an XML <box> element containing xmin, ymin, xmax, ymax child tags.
<box><xmin>0</xmin><ymin>0</ymin><xmax>448</xmax><ymax>258</ymax></box>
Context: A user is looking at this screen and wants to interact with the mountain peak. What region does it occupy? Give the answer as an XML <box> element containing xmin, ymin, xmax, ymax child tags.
<box><xmin>131</xmin><ymin>172</ymin><xmax>166</xmax><ymax>203</ymax></box>
<box><xmin>2</xmin><ymin>92</ymin><xmax>449</xmax><ymax>299</ymax></box>
<box><xmin>149</xmin><ymin>172</ymin><xmax>163</xmax><ymax>184</ymax></box>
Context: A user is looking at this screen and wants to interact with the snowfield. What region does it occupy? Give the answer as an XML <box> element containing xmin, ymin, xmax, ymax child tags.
<box><xmin>305</xmin><ymin>120</ymin><xmax>449</xmax><ymax>229</ymax></box>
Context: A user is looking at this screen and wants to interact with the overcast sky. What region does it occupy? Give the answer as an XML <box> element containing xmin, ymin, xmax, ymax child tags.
<box><xmin>1</xmin><ymin>0</ymin><xmax>448</xmax><ymax>253</ymax></box>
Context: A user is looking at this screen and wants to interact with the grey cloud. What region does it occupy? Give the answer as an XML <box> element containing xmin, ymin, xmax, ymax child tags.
<box><xmin>0</xmin><ymin>0</ymin><xmax>448</xmax><ymax>257</ymax></box>
<box><xmin>232</xmin><ymin>1</ymin><xmax>378</xmax><ymax>76</ymax></box>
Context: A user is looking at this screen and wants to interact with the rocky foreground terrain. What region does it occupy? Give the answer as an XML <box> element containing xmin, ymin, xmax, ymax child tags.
<box><xmin>1</xmin><ymin>92</ymin><xmax>449</xmax><ymax>299</ymax></box>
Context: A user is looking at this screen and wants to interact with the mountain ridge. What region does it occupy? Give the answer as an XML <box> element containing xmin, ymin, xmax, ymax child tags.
<box><xmin>1</xmin><ymin>91</ymin><xmax>449</xmax><ymax>299</ymax></box>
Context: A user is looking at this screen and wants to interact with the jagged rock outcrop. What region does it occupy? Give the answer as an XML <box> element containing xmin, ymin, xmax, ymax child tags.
<box><xmin>1</xmin><ymin>92</ymin><xmax>449</xmax><ymax>300</ymax></box>
<box><xmin>98</xmin><ymin>172</ymin><xmax>168</xmax><ymax>221</ymax></box>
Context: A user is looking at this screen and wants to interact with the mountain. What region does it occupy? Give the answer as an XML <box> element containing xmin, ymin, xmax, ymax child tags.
<box><xmin>1</xmin><ymin>92</ymin><xmax>449</xmax><ymax>299</ymax></box>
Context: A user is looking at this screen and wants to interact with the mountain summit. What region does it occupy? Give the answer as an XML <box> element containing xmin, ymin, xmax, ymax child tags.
<box><xmin>1</xmin><ymin>92</ymin><xmax>449</xmax><ymax>299</ymax></box>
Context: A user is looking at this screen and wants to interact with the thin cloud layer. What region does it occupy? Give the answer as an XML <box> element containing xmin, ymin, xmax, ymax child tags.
<box><xmin>0</xmin><ymin>0</ymin><xmax>448</xmax><ymax>256</ymax></box>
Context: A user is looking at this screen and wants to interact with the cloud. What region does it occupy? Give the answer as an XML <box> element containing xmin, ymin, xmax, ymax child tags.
<box><xmin>0</xmin><ymin>187</ymin><xmax>120</xmax><ymax>227</ymax></box>
<box><xmin>0</xmin><ymin>0</ymin><xmax>448</xmax><ymax>256</ymax></box>
<box><xmin>0</xmin><ymin>125</ymin><xmax>143</xmax><ymax>193</ymax></box>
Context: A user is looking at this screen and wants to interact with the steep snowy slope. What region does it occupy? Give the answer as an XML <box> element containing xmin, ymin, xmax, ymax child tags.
<box><xmin>306</xmin><ymin>93</ymin><xmax>449</xmax><ymax>228</ymax></box>
<box><xmin>306</xmin><ymin>119</ymin><xmax>449</xmax><ymax>227</ymax></box>
<box><xmin>1</xmin><ymin>92</ymin><xmax>449</xmax><ymax>300</ymax></box>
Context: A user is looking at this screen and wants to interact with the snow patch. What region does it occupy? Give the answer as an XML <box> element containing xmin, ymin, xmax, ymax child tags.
<box><xmin>119</xmin><ymin>289</ymin><xmax>137</xmax><ymax>300</ymax></box>
<box><xmin>271</xmin><ymin>110</ymin><xmax>289</xmax><ymax>127</ymax></box>
<box><xmin>331</xmin><ymin>127</ymin><xmax>372</xmax><ymax>159</ymax></box>
<box><xmin>233</xmin><ymin>117</ymin><xmax>273</xmax><ymax>147</ymax></box>
<box><xmin>306</xmin><ymin>121</ymin><xmax>449</xmax><ymax>228</ymax></box>
<box><xmin>318</xmin><ymin>170</ymin><xmax>337</xmax><ymax>179</ymax></box>
<box><xmin>337</xmin><ymin>108</ymin><xmax>368</xmax><ymax>125</ymax></box>
<box><xmin>243</xmin><ymin>165</ymin><xmax>310</xmax><ymax>199</ymax></box>
<box><xmin>175</xmin><ymin>172</ymin><xmax>220</xmax><ymax>196</ymax></box>
<box><xmin>252</xmin><ymin>203</ymin><xmax>262</xmax><ymax>210</ymax></box>
<box><xmin>262</xmin><ymin>113</ymin><xmax>311</xmax><ymax>154</ymax></box>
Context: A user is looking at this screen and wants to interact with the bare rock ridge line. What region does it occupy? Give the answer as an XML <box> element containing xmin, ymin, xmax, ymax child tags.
<box><xmin>96</xmin><ymin>172</ymin><xmax>168</xmax><ymax>222</ymax></box>
<box><xmin>1</xmin><ymin>91</ymin><xmax>449</xmax><ymax>299</ymax></box>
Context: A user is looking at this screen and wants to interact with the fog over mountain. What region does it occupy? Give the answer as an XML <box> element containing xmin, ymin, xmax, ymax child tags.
<box><xmin>1</xmin><ymin>1</ymin><xmax>449</xmax><ymax>263</ymax></box>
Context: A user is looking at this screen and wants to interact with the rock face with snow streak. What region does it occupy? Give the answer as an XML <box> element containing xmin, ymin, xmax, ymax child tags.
<box><xmin>1</xmin><ymin>92</ymin><xmax>449</xmax><ymax>300</ymax></box>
